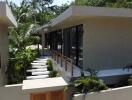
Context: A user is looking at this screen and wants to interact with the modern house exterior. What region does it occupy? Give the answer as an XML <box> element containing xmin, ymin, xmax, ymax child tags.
<box><xmin>33</xmin><ymin>6</ymin><xmax>132</xmax><ymax>84</ymax></box>
<box><xmin>0</xmin><ymin>1</ymin><xmax>17</xmax><ymax>86</ymax></box>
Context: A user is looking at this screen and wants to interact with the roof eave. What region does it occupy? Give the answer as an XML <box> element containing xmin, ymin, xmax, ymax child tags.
<box><xmin>0</xmin><ymin>1</ymin><xmax>17</xmax><ymax>27</ymax></box>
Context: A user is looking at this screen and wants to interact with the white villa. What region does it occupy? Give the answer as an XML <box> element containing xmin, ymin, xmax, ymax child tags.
<box><xmin>1</xmin><ymin>1</ymin><xmax>132</xmax><ymax>100</ymax></box>
<box><xmin>33</xmin><ymin>6</ymin><xmax>132</xmax><ymax>85</ymax></box>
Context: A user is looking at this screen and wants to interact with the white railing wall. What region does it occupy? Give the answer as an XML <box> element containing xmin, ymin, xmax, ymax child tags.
<box><xmin>0</xmin><ymin>84</ymin><xmax>29</xmax><ymax>100</ymax></box>
<box><xmin>0</xmin><ymin>83</ymin><xmax>132</xmax><ymax>100</ymax></box>
<box><xmin>73</xmin><ymin>85</ymin><xmax>132</xmax><ymax>100</ymax></box>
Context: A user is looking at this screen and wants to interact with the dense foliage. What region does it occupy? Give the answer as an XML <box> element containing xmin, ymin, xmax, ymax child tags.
<box><xmin>7</xmin><ymin>49</ymin><xmax>38</xmax><ymax>84</ymax></box>
<box><xmin>49</xmin><ymin>71</ymin><xmax>58</xmax><ymax>78</ymax></box>
<box><xmin>74</xmin><ymin>0</ymin><xmax>132</xmax><ymax>8</ymax></box>
<box><xmin>7</xmin><ymin>0</ymin><xmax>70</xmax><ymax>84</ymax></box>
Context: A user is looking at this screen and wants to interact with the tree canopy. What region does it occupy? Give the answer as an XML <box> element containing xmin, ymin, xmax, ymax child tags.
<box><xmin>8</xmin><ymin>0</ymin><xmax>69</xmax><ymax>56</ymax></box>
<box><xmin>74</xmin><ymin>0</ymin><xmax>132</xmax><ymax>8</ymax></box>
<box><xmin>7</xmin><ymin>0</ymin><xmax>70</xmax><ymax>84</ymax></box>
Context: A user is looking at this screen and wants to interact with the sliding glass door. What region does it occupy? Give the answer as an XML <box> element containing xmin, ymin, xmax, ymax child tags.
<box><xmin>63</xmin><ymin>24</ymin><xmax>83</xmax><ymax>68</ymax></box>
<box><xmin>46</xmin><ymin>24</ymin><xmax>83</xmax><ymax>68</ymax></box>
<box><xmin>76</xmin><ymin>25</ymin><xmax>83</xmax><ymax>68</ymax></box>
<box><xmin>63</xmin><ymin>28</ymin><xmax>71</xmax><ymax>58</ymax></box>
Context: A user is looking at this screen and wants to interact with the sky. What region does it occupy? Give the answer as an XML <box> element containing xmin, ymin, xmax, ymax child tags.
<box><xmin>7</xmin><ymin>0</ymin><xmax>75</xmax><ymax>6</ymax></box>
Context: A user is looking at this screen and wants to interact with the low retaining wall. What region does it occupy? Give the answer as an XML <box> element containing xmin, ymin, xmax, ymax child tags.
<box><xmin>0</xmin><ymin>84</ymin><xmax>29</xmax><ymax>100</ymax></box>
<box><xmin>73</xmin><ymin>85</ymin><xmax>132</xmax><ymax>100</ymax></box>
<box><xmin>1</xmin><ymin>83</ymin><xmax>132</xmax><ymax>100</ymax></box>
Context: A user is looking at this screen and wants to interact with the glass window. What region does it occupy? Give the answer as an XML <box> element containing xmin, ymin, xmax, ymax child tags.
<box><xmin>46</xmin><ymin>24</ymin><xmax>83</xmax><ymax>68</ymax></box>
<box><xmin>70</xmin><ymin>26</ymin><xmax>77</xmax><ymax>64</ymax></box>
<box><xmin>56</xmin><ymin>30</ymin><xmax>62</xmax><ymax>53</ymax></box>
<box><xmin>63</xmin><ymin>28</ymin><xmax>71</xmax><ymax>57</ymax></box>
<box><xmin>76</xmin><ymin>25</ymin><xmax>83</xmax><ymax>68</ymax></box>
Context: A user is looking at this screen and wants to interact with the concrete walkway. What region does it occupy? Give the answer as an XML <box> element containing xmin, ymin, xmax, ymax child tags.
<box><xmin>26</xmin><ymin>57</ymin><xmax>50</xmax><ymax>80</ymax></box>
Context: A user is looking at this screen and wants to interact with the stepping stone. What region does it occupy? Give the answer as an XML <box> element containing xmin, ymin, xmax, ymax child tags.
<box><xmin>31</xmin><ymin>62</ymin><xmax>46</xmax><ymax>66</ymax></box>
<box><xmin>36</xmin><ymin>58</ymin><xmax>49</xmax><ymax>61</ymax></box>
<box><xmin>32</xmin><ymin>71</ymin><xmax>50</xmax><ymax>75</ymax></box>
<box><xmin>26</xmin><ymin>57</ymin><xmax>51</xmax><ymax>80</ymax></box>
<box><xmin>33</xmin><ymin>60</ymin><xmax>47</xmax><ymax>63</ymax></box>
<box><xmin>32</xmin><ymin>65</ymin><xmax>47</xmax><ymax>69</ymax></box>
<box><xmin>35</xmin><ymin>59</ymin><xmax>48</xmax><ymax>61</ymax></box>
<box><xmin>26</xmin><ymin>75</ymin><xmax>49</xmax><ymax>80</ymax></box>
<box><xmin>27</xmin><ymin>68</ymin><xmax>47</xmax><ymax>72</ymax></box>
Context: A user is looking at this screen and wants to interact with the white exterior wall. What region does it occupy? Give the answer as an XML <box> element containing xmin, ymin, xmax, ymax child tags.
<box><xmin>73</xmin><ymin>85</ymin><xmax>132</xmax><ymax>100</ymax></box>
<box><xmin>83</xmin><ymin>18</ymin><xmax>132</xmax><ymax>70</ymax></box>
<box><xmin>0</xmin><ymin>1</ymin><xmax>17</xmax><ymax>86</ymax></box>
<box><xmin>0</xmin><ymin>84</ymin><xmax>29</xmax><ymax>100</ymax></box>
<box><xmin>0</xmin><ymin>25</ymin><xmax>8</xmax><ymax>86</ymax></box>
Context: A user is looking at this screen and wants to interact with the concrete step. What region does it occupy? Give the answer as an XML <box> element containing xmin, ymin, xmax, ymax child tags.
<box><xmin>27</xmin><ymin>68</ymin><xmax>47</xmax><ymax>72</ymax></box>
<box><xmin>32</xmin><ymin>71</ymin><xmax>50</xmax><ymax>75</ymax></box>
<box><xmin>31</xmin><ymin>62</ymin><xmax>46</xmax><ymax>66</ymax></box>
<box><xmin>36</xmin><ymin>58</ymin><xmax>49</xmax><ymax>61</ymax></box>
<box><xmin>35</xmin><ymin>58</ymin><xmax>48</xmax><ymax>61</ymax></box>
<box><xmin>33</xmin><ymin>60</ymin><xmax>47</xmax><ymax>63</ymax></box>
<box><xmin>32</xmin><ymin>65</ymin><xmax>47</xmax><ymax>69</ymax></box>
<box><xmin>26</xmin><ymin>75</ymin><xmax>49</xmax><ymax>80</ymax></box>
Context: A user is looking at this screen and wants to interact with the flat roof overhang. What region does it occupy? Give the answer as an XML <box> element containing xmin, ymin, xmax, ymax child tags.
<box><xmin>52</xmin><ymin>6</ymin><xmax>132</xmax><ymax>26</ymax></box>
<box><xmin>0</xmin><ymin>1</ymin><xmax>17</xmax><ymax>27</ymax></box>
<box><xmin>33</xmin><ymin>6</ymin><xmax>132</xmax><ymax>33</ymax></box>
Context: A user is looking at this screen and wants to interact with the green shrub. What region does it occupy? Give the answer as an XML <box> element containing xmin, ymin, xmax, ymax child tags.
<box><xmin>49</xmin><ymin>71</ymin><xmax>58</xmax><ymax>78</ymax></box>
<box><xmin>46</xmin><ymin>59</ymin><xmax>58</xmax><ymax>77</ymax></box>
<box><xmin>73</xmin><ymin>76</ymin><xmax>108</xmax><ymax>93</ymax></box>
<box><xmin>46</xmin><ymin>59</ymin><xmax>53</xmax><ymax>71</ymax></box>
<box><xmin>46</xmin><ymin>59</ymin><xmax>53</xmax><ymax>67</ymax></box>
<box><xmin>128</xmin><ymin>76</ymin><xmax>132</xmax><ymax>85</ymax></box>
<box><xmin>7</xmin><ymin>48</ymin><xmax>38</xmax><ymax>84</ymax></box>
<box><xmin>47</xmin><ymin>66</ymin><xmax>53</xmax><ymax>71</ymax></box>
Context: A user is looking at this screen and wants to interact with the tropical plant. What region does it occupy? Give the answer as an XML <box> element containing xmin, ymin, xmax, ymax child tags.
<box><xmin>7</xmin><ymin>48</ymin><xmax>38</xmax><ymax>84</ymax></box>
<box><xmin>49</xmin><ymin>70</ymin><xmax>58</xmax><ymax>78</ymax></box>
<box><xmin>7</xmin><ymin>0</ymin><xmax>54</xmax><ymax>84</ymax></box>
<box><xmin>73</xmin><ymin>76</ymin><xmax>108</xmax><ymax>94</ymax></box>
<box><xmin>30</xmin><ymin>0</ymin><xmax>54</xmax><ymax>25</ymax></box>
<box><xmin>7</xmin><ymin>0</ymin><xmax>70</xmax><ymax>84</ymax></box>
<box><xmin>46</xmin><ymin>59</ymin><xmax>53</xmax><ymax>71</ymax></box>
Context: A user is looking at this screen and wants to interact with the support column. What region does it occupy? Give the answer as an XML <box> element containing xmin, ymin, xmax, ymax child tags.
<box><xmin>42</xmin><ymin>32</ymin><xmax>45</xmax><ymax>56</ymax></box>
<box><xmin>0</xmin><ymin>26</ymin><xmax>8</xmax><ymax>86</ymax></box>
